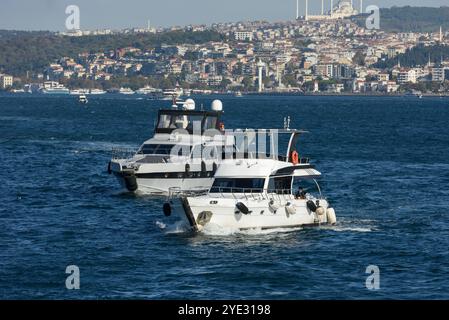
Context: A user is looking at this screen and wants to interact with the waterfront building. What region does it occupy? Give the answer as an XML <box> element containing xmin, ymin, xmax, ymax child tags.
<box><xmin>0</xmin><ymin>74</ymin><xmax>13</xmax><ymax>89</ymax></box>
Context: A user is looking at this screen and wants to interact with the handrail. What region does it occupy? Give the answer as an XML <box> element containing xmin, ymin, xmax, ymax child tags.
<box><xmin>209</xmin><ymin>187</ymin><xmax>295</xmax><ymax>200</ymax></box>
<box><xmin>111</xmin><ymin>147</ymin><xmax>139</xmax><ymax>160</ymax></box>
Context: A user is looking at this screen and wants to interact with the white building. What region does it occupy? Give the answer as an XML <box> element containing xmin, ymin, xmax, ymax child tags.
<box><xmin>432</xmin><ymin>67</ymin><xmax>445</xmax><ymax>82</ymax></box>
<box><xmin>398</xmin><ymin>69</ymin><xmax>417</xmax><ymax>84</ymax></box>
<box><xmin>0</xmin><ymin>74</ymin><xmax>13</xmax><ymax>89</ymax></box>
<box><xmin>234</xmin><ymin>31</ymin><xmax>253</xmax><ymax>42</ymax></box>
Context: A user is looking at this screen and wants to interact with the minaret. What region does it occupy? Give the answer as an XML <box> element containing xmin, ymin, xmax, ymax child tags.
<box><xmin>330</xmin><ymin>0</ymin><xmax>334</xmax><ymax>17</ymax></box>
<box><xmin>440</xmin><ymin>26</ymin><xmax>443</xmax><ymax>42</ymax></box>
<box><xmin>305</xmin><ymin>0</ymin><xmax>309</xmax><ymax>21</ymax></box>
<box><xmin>321</xmin><ymin>0</ymin><xmax>324</xmax><ymax>15</ymax></box>
<box><xmin>296</xmin><ymin>0</ymin><xmax>299</xmax><ymax>20</ymax></box>
<box><xmin>257</xmin><ymin>60</ymin><xmax>264</xmax><ymax>93</ymax></box>
<box><xmin>360</xmin><ymin>0</ymin><xmax>364</xmax><ymax>14</ymax></box>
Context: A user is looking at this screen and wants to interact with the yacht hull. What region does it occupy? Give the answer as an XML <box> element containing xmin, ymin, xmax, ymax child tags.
<box><xmin>171</xmin><ymin>196</ymin><xmax>334</xmax><ymax>231</ymax></box>
<box><xmin>114</xmin><ymin>174</ymin><xmax>213</xmax><ymax>196</ymax></box>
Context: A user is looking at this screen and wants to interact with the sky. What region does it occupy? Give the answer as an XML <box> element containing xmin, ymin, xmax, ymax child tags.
<box><xmin>0</xmin><ymin>0</ymin><xmax>448</xmax><ymax>31</ymax></box>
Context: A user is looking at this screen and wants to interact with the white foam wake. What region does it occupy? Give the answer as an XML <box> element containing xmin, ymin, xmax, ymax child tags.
<box><xmin>156</xmin><ymin>220</ymin><xmax>191</xmax><ymax>234</ymax></box>
<box><xmin>201</xmin><ymin>223</ymin><xmax>303</xmax><ymax>236</ymax></box>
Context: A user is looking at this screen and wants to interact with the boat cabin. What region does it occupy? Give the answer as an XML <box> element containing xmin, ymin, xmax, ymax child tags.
<box><xmin>155</xmin><ymin>109</ymin><xmax>224</xmax><ymax>135</ymax></box>
<box><xmin>209</xmin><ymin>130</ymin><xmax>323</xmax><ymax>198</ymax></box>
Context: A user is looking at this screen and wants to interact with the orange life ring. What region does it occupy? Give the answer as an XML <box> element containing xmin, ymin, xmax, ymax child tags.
<box><xmin>292</xmin><ymin>151</ymin><xmax>299</xmax><ymax>165</ymax></box>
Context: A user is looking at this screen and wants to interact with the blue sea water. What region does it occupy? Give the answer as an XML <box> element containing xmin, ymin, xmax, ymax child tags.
<box><xmin>0</xmin><ymin>94</ymin><xmax>449</xmax><ymax>300</ymax></box>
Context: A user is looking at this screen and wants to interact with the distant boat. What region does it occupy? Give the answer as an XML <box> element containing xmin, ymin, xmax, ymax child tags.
<box><xmin>41</xmin><ymin>82</ymin><xmax>70</xmax><ymax>95</ymax></box>
<box><xmin>11</xmin><ymin>89</ymin><xmax>25</xmax><ymax>93</ymax></box>
<box><xmin>70</xmin><ymin>89</ymin><xmax>89</xmax><ymax>95</ymax></box>
<box><xmin>162</xmin><ymin>87</ymin><xmax>184</xmax><ymax>100</ymax></box>
<box><xmin>136</xmin><ymin>86</ymin><xmax>159</xmax><ymax>95</ymax></box>
<box><xmin>89</xmin><ymin>89</ymin><xmax>106</xmax><ymax>95</ymax></box>
<box><xmin>235</xmin><ymin>91</ymin><xmax>243</xmax><ymax>97</ymax></box>
<box><xmin>78</xmin><ymin>94</ymin><xmax>88</xmax><ymax>104</ymax></box>
<box><xmin>119</xmin><ymin>87</ymin><xmax>135</xmax><ymax>95</ymax></box>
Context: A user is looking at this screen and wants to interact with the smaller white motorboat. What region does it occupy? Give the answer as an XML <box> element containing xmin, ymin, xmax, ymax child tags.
<box><xmin>163</xmin><ymin>128</ymin><xmax>337</xmax><ymax>232</ymax></box>
<box><xmin>78</xmin><ymin>94</ymin><xmax>88</xmax><ymax>104</ymax></box>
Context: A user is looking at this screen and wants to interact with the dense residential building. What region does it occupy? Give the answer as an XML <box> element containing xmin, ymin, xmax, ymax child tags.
<box><xmin>432</xmin><ymin>67</ymin><xmax>445</xmax><ymax>82</ymax></box>
<box><xmin>0</xmin><ymin>74</ymin><xmax>13</xmax><ymax>89</ymax></box>
<box><xmin>234</xmin><ymin>31</ymin><xmax>253</xmax><ymax>42</ymax></box>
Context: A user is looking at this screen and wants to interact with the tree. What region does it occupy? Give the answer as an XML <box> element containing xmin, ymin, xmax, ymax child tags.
<box><xmin>242</xmin><ymin>76</ymin><xmax>254</xmax><ymax>91</ymax></box>
<box><xmin>353</xmin><ymin>51</ymin><xmax>366</xmax><ymax>66</ymax></box>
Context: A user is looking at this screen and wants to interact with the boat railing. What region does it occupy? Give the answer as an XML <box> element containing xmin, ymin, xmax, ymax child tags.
<box><xmin>111</xmin><ymin>147</ymin><xmax>139</xmax><ymax>160</ymax></box>
<box><xmin>209</xmin><ymin>187</ymin><xmax>295</xmax><ymax>201</ymax></box>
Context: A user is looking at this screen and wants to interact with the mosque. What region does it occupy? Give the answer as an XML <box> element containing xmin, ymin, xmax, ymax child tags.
<box><xmin>297</xmin><ymin>0</ymin><xmax>362</xmax><ymax>21</ymax></box>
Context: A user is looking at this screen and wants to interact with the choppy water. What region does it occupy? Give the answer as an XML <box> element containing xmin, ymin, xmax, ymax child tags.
<box><xmin>1</xmin><ymin>94</ymin><xmax>449</xmax><ymax>299</ymax></box>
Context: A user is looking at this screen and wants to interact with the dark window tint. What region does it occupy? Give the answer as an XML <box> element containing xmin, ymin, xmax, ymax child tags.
<box><xmin>139</xmin><ymin>144</ymin><xmax>189</xmax><ymax>156</ymax></box>
<box><xmin>268</xmin><ymin>176</ymin><xmax>293</xmax><ymax>194</ymax></box>
<box><xmin>210</xmin><ymin>178</ymin><xmax>265</xmax><ymax>193</ymax></box>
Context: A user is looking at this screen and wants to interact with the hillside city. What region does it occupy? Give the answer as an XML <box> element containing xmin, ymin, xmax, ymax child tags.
<box><xmin>1</xmin><ymin>1</ymin><xmax>449</xmax><ymax>96</ymax></box>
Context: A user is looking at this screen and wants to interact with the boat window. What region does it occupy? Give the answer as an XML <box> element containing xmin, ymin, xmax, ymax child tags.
<box><xmin>210</xmin><ymin>178</ymin><xmax>265</xmax><ymax>193</ymax></box>
<box><xmin>157</xmin><ymin>113</ymin><xmax>203</xmax><ymax>131</ymax></box>
<box><xmin>139</xmin><ymin>144</ymin><xmax>187</xmax><ymax>156</ymax></box>
<box><xmin>191</xmin><ymin>145</ymin><xmax>217</xmax><ymax>160</ymax></box>
<box><xmin>268</xmin><ymin>176</ymin><xmax>292</xmax><ymax>194</ymax></box>
<box><xmin>204</xmin><ymin>116</ymin><xmax>218</xmax><ymax>130</ymax></box>
<box><xmin>185</xmin><ymin>115</ymin><xmax>204</xmax><ymax>132</ymax></box>
<box><xmin>292</xmin><ymin>178</ymin><xmax>320</xmax><ymax>198</ymax></box>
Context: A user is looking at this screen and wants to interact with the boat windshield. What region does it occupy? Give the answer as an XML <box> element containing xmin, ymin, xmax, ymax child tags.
<box><xmin>156</xmin><ymin>111</ymin><xmax>220</xmax><ymax>134</ymax></box>
<box><xmin>138</xmin><ymin>144</ymin><xmax>189</xmax><ymax>156</ymax></box>
<box><xmin>292</xmin><ymin>178</ymin><xmax>321</xmax><ymax>199</ymax></box>
<box><xmin>210</xmin><ymin>178</ymin><xmax>265</xmax><ymax>193</ymax></box>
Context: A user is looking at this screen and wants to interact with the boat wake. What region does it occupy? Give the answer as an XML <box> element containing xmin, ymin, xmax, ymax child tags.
<box><xmin>156</xmin><ymin>219</ymin><xmax>376</xmax><ymax>236</ymax></box>
<box><xmin>156</xmin><ymin>220</ymin><xmax>191</xmax><ymax>234</ymax></box>
<box><xmin>202</xmin><ymin>223</ymin><xmax>304</xmax><ymax>236</ymax></box>
<box><xmin>319</xmin><ymin>218</ymin><xmax>376</xmax><ymax>233</ymax></box>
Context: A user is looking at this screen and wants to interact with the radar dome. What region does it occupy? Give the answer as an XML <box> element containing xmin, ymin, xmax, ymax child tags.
<box><xmin>183</xmin><ymin>99</ymin><xmax>195</xmax><ymax>110</ymax></box>
<box><xmin>211</xmin><ymin>100</ymin><xmax>223</xmax><ymax>112</ymax></box>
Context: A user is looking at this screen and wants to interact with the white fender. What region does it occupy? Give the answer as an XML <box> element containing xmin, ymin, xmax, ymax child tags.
<box><xmin>285</xmin><ymin>203</ymin><xmax>296</xmax><ymax>215</ymax></box>
<box><xmin>316</xmin><ymin>207</ymin><xmax>326</xmax><ymax>216</ymax></box>
<box><xmin>326</xmin><ymin>208</ymin><xmax>337</xmax><ymax>225</ymax></box>
<box><xmin>269</xmin><ymin>200</ymin><xmax>280</xmax><ymax>213</ymax></box>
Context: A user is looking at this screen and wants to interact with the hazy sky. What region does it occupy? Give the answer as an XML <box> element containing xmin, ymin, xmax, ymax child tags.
<box><xmin>0</xmin><ymin>0</ymin><xmax>448</xmax><ymax>31</ymax></box>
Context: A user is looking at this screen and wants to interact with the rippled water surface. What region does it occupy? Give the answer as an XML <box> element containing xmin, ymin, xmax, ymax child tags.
<box><xmin>1</xmin><ymin>94</ymin><xmax>449</xmax><ymax>299</ymax></box>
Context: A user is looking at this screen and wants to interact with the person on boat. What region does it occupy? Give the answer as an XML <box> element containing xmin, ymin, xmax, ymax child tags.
<box><xmin>295</xmin><ymin>187</ymin><xmax>307</xmax><ymax>200</ymax></box>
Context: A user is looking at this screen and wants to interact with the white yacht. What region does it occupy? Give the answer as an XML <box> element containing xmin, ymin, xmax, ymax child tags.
<box><xmin>136</xmin><ymin>86</ymin><xmax>160</xmax><ymax>95</ymax></box>
<box><xmin>70</xmin><ymin>89</ymin><xmax>89</xmax><ymax>95</ymax></box>
<box><xmin>119</xmin><ymin>87</ymin><xmax>135</xmax><ymax>95</ymax></box>
<box><xmin>41</xmin><ymin>82</ymin><xmax>70</xmax><ymax>95</ymax></box>
<box><xmin>162</xmin><ymin>87</ymin><xmax>184</xmax><ymax>100</ymax></box>
<box><xmin>163</xmin><ymin>128</ymin><xmax>337</xmax><ymax>231</ymax></box>
<box><xmin>108</xmin><ymin>99</ymin><xmax>230</xmax><ymax>195</ymax></box>
<box><xmin>89</xmin><ymin>89</ymin><xmax>106</xmax><ymax>95</ymax></box>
